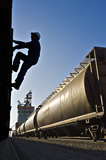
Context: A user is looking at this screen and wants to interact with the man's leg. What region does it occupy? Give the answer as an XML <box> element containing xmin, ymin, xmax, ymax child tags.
<box><xmin>14</xmin><ymin>58</ymin><xmax>33</xmax><ymax>89</ymax></box>
<box><xmin>12</xmin><ymin>52</ymin><xmax>27</xmax><ymax>72</ymax></box>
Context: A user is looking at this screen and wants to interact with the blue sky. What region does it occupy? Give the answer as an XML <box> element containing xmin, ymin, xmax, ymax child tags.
<box><xmin>10</xmin><ymin>0</ymin><xmax>106</xmax><ymax>128</ymax></box>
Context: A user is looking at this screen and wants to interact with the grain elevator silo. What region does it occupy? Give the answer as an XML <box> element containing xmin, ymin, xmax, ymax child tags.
<box><xmin>17</xmin><ymin>91</ymin><xmax>34</xmax><ymax>126</ymax></box>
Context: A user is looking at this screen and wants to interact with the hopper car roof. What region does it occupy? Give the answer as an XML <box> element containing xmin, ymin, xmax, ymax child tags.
<box><xmin>40</xmin><ymin>46</ymin><xmax>106</xmax><ymax>107</ymax></box>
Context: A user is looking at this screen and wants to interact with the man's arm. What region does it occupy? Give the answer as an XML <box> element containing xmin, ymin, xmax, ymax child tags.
<box><xmin>12</xmin><ymin>40</ymin><xmax>32</xmax><ymax>52</ymax></box>
<box><xmin>13</xmin><ymin>39</ymin><xmax>26</xmax><ymax>45</ymax></box>
<box><xmin>12</xmin><ymin>40</ymin><xmax>27</xmax><ymax>51</ymax></box>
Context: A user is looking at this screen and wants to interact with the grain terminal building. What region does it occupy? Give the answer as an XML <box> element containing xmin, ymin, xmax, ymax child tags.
<box><xmin>17</xmin><ymin>91</ymin><xmax>34</xmax><ymax>127</ymax></box>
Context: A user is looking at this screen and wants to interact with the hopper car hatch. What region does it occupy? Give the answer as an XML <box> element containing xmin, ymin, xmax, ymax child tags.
<box><xmin>0</xmin><ymin>0</ymin><xmax>13</xmax><ymax>140</ymax></box>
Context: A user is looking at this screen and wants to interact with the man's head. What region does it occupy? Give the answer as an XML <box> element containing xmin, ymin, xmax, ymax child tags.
<box><xmin>31</xmin><ymin>32</ymin><xmax>40</xmax><ymax>40</ymax></box>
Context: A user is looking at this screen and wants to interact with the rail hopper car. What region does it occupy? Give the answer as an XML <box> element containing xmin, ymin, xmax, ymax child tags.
<box><xmin>0</xmin><ymin>0</ymin><xmax>13</xmax><ymax>140</ymax></box>
<box><xmin>14</xmin><ymin>47</ymin><xmax>106</xmax><ymax>141</ymax></box>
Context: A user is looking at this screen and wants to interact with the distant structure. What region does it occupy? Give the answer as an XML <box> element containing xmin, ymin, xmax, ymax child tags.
<box><xmin>17</xmin><ymin>91</ymin><xmax>34</xmax><ymax>127</ymax></box>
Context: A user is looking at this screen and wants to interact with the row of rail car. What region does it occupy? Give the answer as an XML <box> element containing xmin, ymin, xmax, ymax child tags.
<box><xmin>13</xmin><ymin>47</ymin><xmax>106</xmax><ymax>141</ymax></box>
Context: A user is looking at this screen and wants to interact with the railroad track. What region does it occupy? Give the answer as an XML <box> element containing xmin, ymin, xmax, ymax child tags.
<box><xmin>57</xmin><ymin>136</ymin><xmax>106</xmax><ymax>142</ymax></box>
<box><xmin>20</xmin><ymin>136</ymin><xmax>106</xmax><ymax>151</ymax></box>
<box><xmin>22</xmin><ymin>136</ymin><xmax>106</xmax><ymax>143</ymax></box>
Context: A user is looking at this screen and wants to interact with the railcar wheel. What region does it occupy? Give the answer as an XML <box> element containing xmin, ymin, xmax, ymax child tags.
<box><xmin>88</xmin><ymin>126</ymin><xmax>104</xmax><ymax>141</ymax></box>
<box><xmin>88</xmin><ymin>128</ymin><xmax>97</xmax><ymax>141</ymax></box>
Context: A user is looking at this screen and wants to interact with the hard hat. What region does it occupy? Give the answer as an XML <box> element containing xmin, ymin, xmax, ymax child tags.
<box><xmin>31</xmin><ymin>32</ymin><xmax>40</xmax><ymax>40</ymax></box>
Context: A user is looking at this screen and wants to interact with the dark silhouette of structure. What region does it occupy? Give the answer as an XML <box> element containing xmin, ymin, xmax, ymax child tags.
<box><xmin>0</xmin><ymin>0</ymin><xmax>13</xmax><ymax>140</ymax></box>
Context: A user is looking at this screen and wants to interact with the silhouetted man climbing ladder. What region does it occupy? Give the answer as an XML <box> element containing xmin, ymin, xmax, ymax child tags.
<box><xmin>12</xmin><ymin>32</ymin><xmax>41</xmax><ymax>90</ymax></box>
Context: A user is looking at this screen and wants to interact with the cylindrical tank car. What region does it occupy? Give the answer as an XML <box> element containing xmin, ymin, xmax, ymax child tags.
<box><xmin>13</xmin><ymin>47</ymin><xmax>106</xmax><ymax>141</ymax></box>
